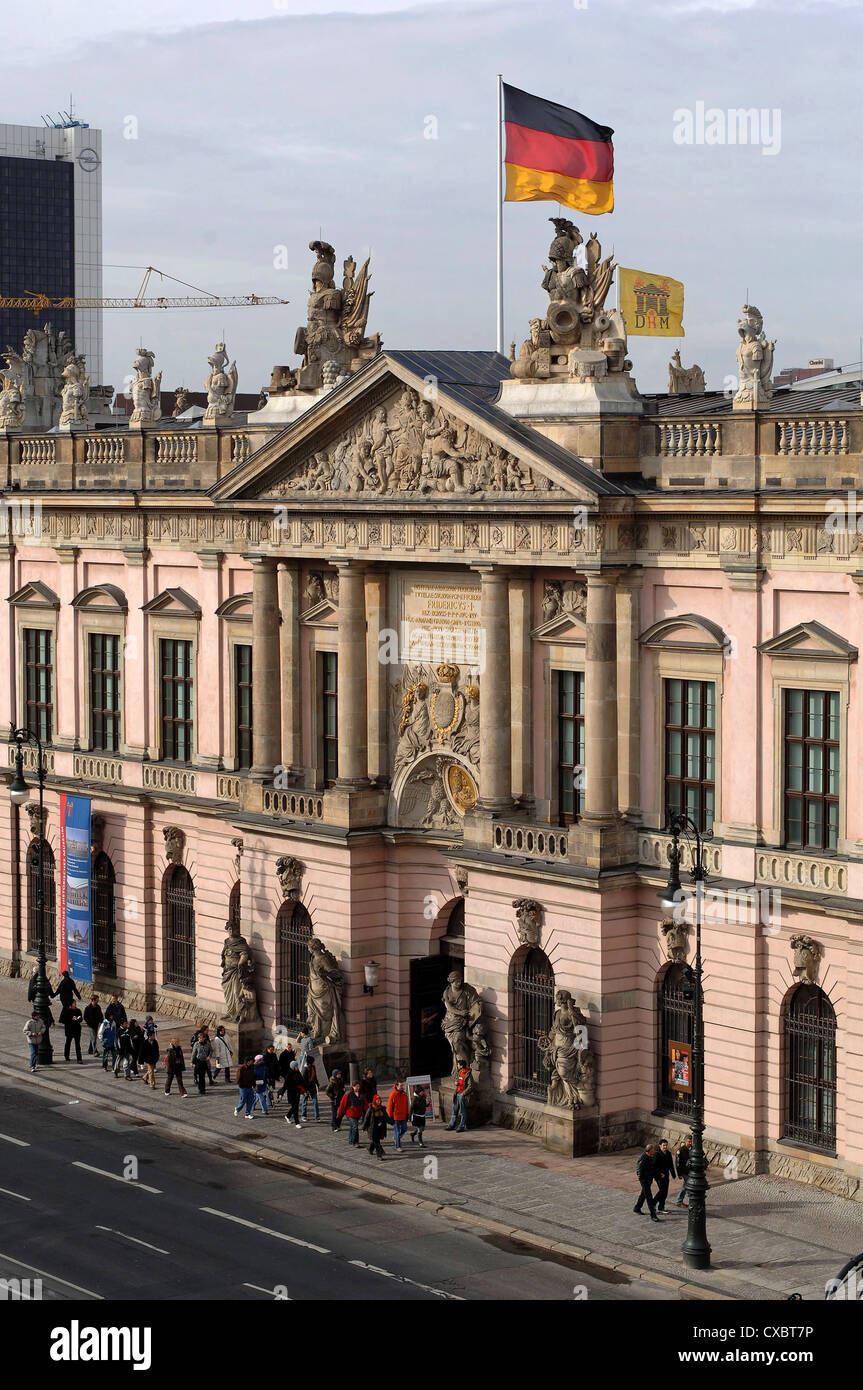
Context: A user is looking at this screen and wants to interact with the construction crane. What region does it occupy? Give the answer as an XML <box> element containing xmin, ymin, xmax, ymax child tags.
<box><xmin>0</xmin><ymin>266</ymin><xmax>289</xmax><ymax>314</ymax></box>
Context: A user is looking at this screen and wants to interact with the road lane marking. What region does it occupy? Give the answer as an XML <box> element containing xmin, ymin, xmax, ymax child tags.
<box><xmin>348</xmin><ymin>1258</ymin><xmax>464</xmax><ymax>1300</ymax></box>
<box><xmin>0</xmin><ymin>1133</ymin><xmax>30</xmax><ymax>1147</ymax></box>
<box><xmin>0</xmin><ymin>1187</ymin><xmax>31</xmax><ymax>1202</ymax></box>
<box><xmin>95</xmin><ymin>1226</ymin><xmax>169</xmax><ymax>1255</ymax></box>
<box><xmin>72</xmin><ymin>1162</ymin><xmax>162</xmax><ymax>1194</ymax></box>
<box><xmin>243</xmin><ymin>1282</ymin><xmax>292</xmax><ymax>1298</ymax></box>
<box><xmin>0</xmin><ymin>1249</ymin><xmax>103</xmax><ymax>1299</ymax></box>
<box><xmin>199</xmin><ymin>1207</ymin><xmax>330</xmax><ymax>1255</ymax></box>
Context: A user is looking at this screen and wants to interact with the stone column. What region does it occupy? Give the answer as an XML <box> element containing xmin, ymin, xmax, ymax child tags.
<box><xmin>616</xmin><ymin>570</ymin><xmax>642</xmax><ymax>821</ymax></box>
<box><xmin>122</xmin><ymin>548</ymin><xmax>150</xmax><ymax>758</ymax></box>
<box><xmin>248</xmin><ymin>555</ymin><xmax>281</xmax><ymax>778</ymax></box>
<box><xmin>509</xmin><ymin>574</ymin><xmax>534</xmax><ymax>811</ymax></box>
<box><xmin>278</xmin><ymin>560</ymin><xmax>302</xmax><ymax>778</ymax></box>
<box><xmin>364</xmin><ymin>568</ymin><xmax>389</xmax><ymax>785</ymax></box>
<box><xmin>583</xmin><ymin>571</ymin><xmax>618</xmax><ymax>822</ymax></box>
<box><xmin>334</xmin><ymin>559</ymin><xmax>368</xmax><ymax>788</ymax></box>
<box><xmin>0</xmin><ymin>542</ymin><xmax>15</xmax><ymax>734</ymax></box>
<box><xmin>475</xmin><ymin>566</ymin><xmax>514</xmax><ymax>812</ymax></box>
<box><xmin>53</xmin><ymin>546</ymin><xmax>79</xmax><ymax>750</ymax></box>
<box><xmin>195</xmin><ymin>550</ymin><xmax>223</xmax><ymax>769</ymax></box>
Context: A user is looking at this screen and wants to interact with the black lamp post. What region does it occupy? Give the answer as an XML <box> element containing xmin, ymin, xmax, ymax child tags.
<box><xmin>9</xmin><ymin>725</ymin><xmax>53</xmax><ymax>1065</ymax></box>
<box><xmin>658</xmin><ymin>809</ymin><xmax>710</xmax><ymax>1270</ymax></box>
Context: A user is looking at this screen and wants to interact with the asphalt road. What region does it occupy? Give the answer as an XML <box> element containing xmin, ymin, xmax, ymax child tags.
<box><xmin>0</xmin><ymin>1077</ymin><xmax>673</xmax><ymax>1301</ymax></box>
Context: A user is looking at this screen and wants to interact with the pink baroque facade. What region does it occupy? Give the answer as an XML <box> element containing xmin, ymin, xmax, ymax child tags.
<box><xmin>2</xmin><ymin>341</ymin><xmax>863</xmax><ymax>1191</ymax></box>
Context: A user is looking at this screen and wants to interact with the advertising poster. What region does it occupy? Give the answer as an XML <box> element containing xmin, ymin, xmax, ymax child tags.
<box><xmin>406</xmin><ymin>1074</ymin><xmax>435</xmax><ymax>1121</ymax></box>
<box><xmin>59</xmin><ymin>792</ymin><xmax>92</xmax><ymax>982</ymax></box>
<box><xmin>668</xmin><ymin>1040</ymin><xmax>692</xmax><ymax>1093</ymax></box>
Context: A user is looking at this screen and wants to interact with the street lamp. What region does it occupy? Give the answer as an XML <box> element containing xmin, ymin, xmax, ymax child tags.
<box><xmin>9</xmin><ymin>725</ymin><xmax>53</xmax><ymax>1065</ymax></box>
<box><xmin>658</xmin><ymin>809</ymin><xmax>710</xmax><ymax>1270</ymax></box>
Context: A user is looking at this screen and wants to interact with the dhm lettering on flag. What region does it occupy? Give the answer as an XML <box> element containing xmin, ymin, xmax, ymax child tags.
<box><xmin>619</xmin><ymin>268</ymin><xmax>685</xmax><ymax>337</ymax></box>
<box><xmin>503</xmin><ymin>83</ymin><xmax>614</xmax><ymax>215</ymax></box>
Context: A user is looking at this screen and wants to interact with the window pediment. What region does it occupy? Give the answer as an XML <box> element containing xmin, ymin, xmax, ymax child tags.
<box><xmin>71</xmin><ymin>584</ymin><xmax>128</xmax><ymax>614</ymax></box>
<box><xmin>215</xmin><ymin>593</ymin><xmax>252</xmax><ymax>622</ymax></box>
<box><xmin>141</xmin><ymin>587</ymin><xmax>202</xmax><ymax>618</ymax></box>
<box><xmin>8</xmin><ymin>581</ymin><xmax>60</xmax><ymax>610</ymax></box>
<box><xmin>758</xmin><ymin>621</ymin><xmax>857</xmax><ymax>662</ymax></box>
<box><xmin>640</xmin><ymin>614</ymin><xmax>728</xmax><ymax>652</ymax></box>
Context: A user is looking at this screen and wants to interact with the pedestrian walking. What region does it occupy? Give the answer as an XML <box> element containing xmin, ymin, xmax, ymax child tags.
<box><xmin>60</xmin><ymin>1001</ymin><xmax>84</xmax><ymax>1063</ymax></box>
<box><xmin>300</xmin><ymin>1058</ymin><xmax>320</xmax><ymax>1120</ymax></box>
<box><xmin>83</xmin><ymin>995</ymin><xmax>103</xmax><ymax>1056</ymax></box>
<box><xmin>325</xmin><ymin>1069</ymin><xmax>345</xmax><ymax>1130</ymax></box>
<box><xmin>116</xmin><ymin>1021</ymin><xmax>141</xmax><ymax>1077</ymax></box>
<box><xmin>252</xmin><ymin>1054</ymin><xmax>271</xmax><ymax>1115</ymax></box>
<box><xmin>359</xmin><ymin>1066</ymin><xmax>376</xmax><ymax>1107</ymax></box>
<box><xmin>164</xmin><ymin>1038</ymin><xmax>187</xmax><ymax>1096</ymax></box>
<box><xmin>387</xmin><ymin>1079</ymin><xmax>410</xmax><ymax>1151</ymax></box>
<box><xmin>675</xmin><ymin>1135</ymin><xmax>693</xmax><ymax>1206</ymax></box>
<box><xmin>234</xmin><ymin>1056</ymin><xmax>257</xmax><ymax>1118</ymax></box>
<box><xmin>295</xmin><ymin>1024</ymin><xmax>315</xmax><ymax>1071</ymax></box>
<box><xmin>143</xmin><ymin>1015</ymin><xmax>158</xmax><ymax>1042</ymax></box>
<box><xmin>363</xmin><ymin>1094</ymin><xmax>388</xmax><ymax>1159</ymax></box>
<box><xmin>445</xmin><ymin>1060</ymin><xmax>473</xmax><ymax>1132</ymax></box>
<box><xmin>281</xmin><ymin>1060</ymin><xmax>305</xmax><ymax>1128</ymax></box>
<box><xmin>263</xmin><ymin>1044</ymin><xmax>280</xmax><ymax>1097</ymax></box>
<box><xmin>23</xmin><ymin>1010</ymin><xmax>45</xmax><ymax>1072</ymax></box>
<box><xmin>139</xmin><ymin>1032</ymin><xmax>160</xmax><ymax>1089</ymax></box>
<box><xmin>409</xmin><ymin>1088</ymin><xmax>428</xmax><ymax>1147</ymax></box>
<box><xmin>191</xmin><ymin>1030</ymin><xmax>213</xmax><ymax>1096</ymax></box>
<box><xmin>212</xmin><ymin>1025</ymin><xmax>233</xmax><ymax>1085</ymax></box>
<box><xmin>275</xmin><ymin>1042</ymin><xmax>296</xmax><ymax>1102</ymax></box>
<box><xmin>105</xmin><ymin>994</ymin><xmax>127</xmax><ymax>1032</ymax></box>
<box><xmin>634</xmin><ymin>1143</ymin><xmax>661</xmax><ymax>1221</ymax></box>
<box><xmin>98</xmin><ymin>1017</ymin><xmax>117</xmax><ymax>1071</ymax></box>
<box><xmin>128</xmin><ymin>1019</ymin><xmax>144</xmax><ymax>1076</ymax></box>
<box><xmin>52</xmin><ymin>969</ymin><xmax>81</xmax><ymax>1009</ymax></box>
<box><xmin>654</xmin><ymin>1138</ymin><xmax>676</xmax><ymax>1212</ymax></box>
<box><xmin>337</xmin><ymin>1081</ymin><xmax>368</xmax><ymax>1147</ymax></box>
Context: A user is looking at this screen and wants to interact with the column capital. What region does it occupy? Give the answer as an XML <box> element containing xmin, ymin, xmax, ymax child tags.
<box><xmin>584</xmin><ymin>565</ymin><xmax>629</xmax><ymax>586</ymax></box>
<box><xmin>55</xmin><ymin>545</ymin><xmax>79</xmax><ymax>564</ymax></box>
<box><xmin>196</xmin><ymin>549</ymin><xmax>223</xmax><ymax>571</ymax></box>
<box><xmin>244</xmin><ymin>552</ymin><xmax>278</xmax><ymax>569</ymax></box>
<box><xmin>470</xmin><ymin>563</ymin><xmax>513</xmax><ymax>581</ymax></box>
<box><xmin>329</xmin><ymin>555</ymin><xmax>366</xmax><ymax>572</ymax></box>
<box><xmin>122</xmin><ymin>546</ymin><xmax>149</xmax><ymax>567</ymax></box>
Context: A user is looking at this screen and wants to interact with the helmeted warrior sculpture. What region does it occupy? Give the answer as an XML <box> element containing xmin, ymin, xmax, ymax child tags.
<box><xmin>733</xmin><ymin>304</ymin><xmax>775</xmax><ymax>410</ymax></box>
<box><xmin>293</xmin><ymin>241</ymin><xmax>380</xmax><ymax>392</ymax></box>
<box><xmin>204</xmin><ymin>342</ymin><xmax>238</xmax><ymax>420</ymax></box>
<box><xmin>130</xmin><ymin>347</ymin><xmax>162</xmax><ymax>425</ymax></box>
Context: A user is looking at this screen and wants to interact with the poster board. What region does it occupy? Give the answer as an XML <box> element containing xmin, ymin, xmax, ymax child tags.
<box><xmin>668</xmin><ymin>1040</ymin><xmax>692</xmax><ymax>1093</ymax></box>
<box><xmin>406</xmin><ymin>1074</ymin><xmax>435</xmax><ymax>1121</ymax></box>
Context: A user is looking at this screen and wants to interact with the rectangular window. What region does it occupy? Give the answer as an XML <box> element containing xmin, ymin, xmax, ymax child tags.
<box><xmin>557</xmin><ymin>670</ymin><xmax>585</xmax><ymax>825</ymax></box>
<box><xmin>784</xmin><ymin>689</ymin><xmax>839</xmax><ymax>851</ymax></box>
<box><xmin>24</xmin><ymin>628</ymin><xmax>53</xmax><ymax>745</ymax></box>
<box><xmin>234</xmin><ymin>643</ymin><xmax>253</xmax><ymax>770</ymax></box>
<box><xmin>89</xmin><ymin>633</ymin><xmax>121</xmax><ymax>752</ymax></box>
<box><xmin>322</xmin><ymin>652</ymin><xmax>338</xmax><ymax>786</ymax></box>
<box><xmin>664</xmin><ymin>678</ymin><xmax>715</xmax><ymax>832</ymax></box>
<box><xmin>159</xmin><ymin>639</ymin><xmax>194</xmax><ymax>763</ymax></box>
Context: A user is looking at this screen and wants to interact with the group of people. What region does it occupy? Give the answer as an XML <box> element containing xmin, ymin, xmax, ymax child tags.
<box><xmin>634</xmin><ymin>1137</ymin><xmax>693</xmax><ymax>1220</ymax></box>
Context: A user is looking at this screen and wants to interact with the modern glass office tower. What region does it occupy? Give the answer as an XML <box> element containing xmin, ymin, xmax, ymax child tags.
<box><xmin>0</xmin><ymin>118</ymin><xmax>102</xmax><ymax>384</ymax></box>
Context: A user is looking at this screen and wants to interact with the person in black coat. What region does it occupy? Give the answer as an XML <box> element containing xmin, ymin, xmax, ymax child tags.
<box><xmin>275</xmin><ymin>1044</ymin><xmax>296</xmax><ymax>1100</ymax></box>
<box><xmin>634</xmin><ymin>1143</ymin><xmax>660</xmax><ymax>1221</ymax></box>
<box><xmin>53</xmin><ymin>970</ymin><xmax>81</xmax><ymax>1009</ymax></box>
<box><xmin>362</xmin><ymin>1094</ymin><xmax>388</xmax><ymax>1159</ymax></box>
<box><xmin>654</xmin><ymin>1138</ymin><xmax>676</xmax><ymax>1212</ymax></box>
<box><xmin>60</xmin><ymin>1001</ymin><xmax>84</xmax><ymax>1062</ymax></box>
<box><xmin>675</xmin><ymin>1135</ymin><xmax>693</xmax><ymax>1206</ymax></box>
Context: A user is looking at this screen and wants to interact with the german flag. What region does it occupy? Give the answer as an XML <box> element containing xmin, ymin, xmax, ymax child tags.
<box><xmin>503</xmin><ymin>83</ymin><xmax>614</xmax><ymax>215</ymax></box>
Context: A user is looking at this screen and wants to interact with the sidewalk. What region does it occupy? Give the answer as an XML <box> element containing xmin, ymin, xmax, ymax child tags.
<box><xmin>3</xmin><ymin>975</ymin><xmax>861</xmax><ymax>1301</ymax></box>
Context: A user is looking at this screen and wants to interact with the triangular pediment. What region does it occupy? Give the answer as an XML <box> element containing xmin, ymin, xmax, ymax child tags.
<box><xmin>8</xmin><ymin>581</ymin><xmax>59</xmax><ymax>609</ymax></box>
<box><xmin>209</xmin><ymin>351</ymin><xmax>628</xmax><ymax>507</ymax></box>
<box><xmin>141</xmin><ymin>587</ymin><xmax>202</xmax><ymax>617</ymax></box>
<box><xmin>532</xmin><ymin>580</ymin><xmax>587</xmax><ymax>640</ymax></box>
<box><xmin>758</xmin><ymin>621</ymin><xmax>857</xmax><ymax>661</ymax></box>
<box><xmin>299</xmin><ymin>570</ymin><xmax>339</xmax><ymax>624</ymax></box>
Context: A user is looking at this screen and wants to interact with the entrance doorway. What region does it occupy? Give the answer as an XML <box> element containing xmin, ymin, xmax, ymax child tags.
<box><xmin>409</xmin><ymin>954</ymin><xmax>454</xmax><ymax>1077</ymax></box>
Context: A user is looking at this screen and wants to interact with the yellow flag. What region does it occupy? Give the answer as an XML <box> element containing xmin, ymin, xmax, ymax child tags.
<box><xmin>619</xmin><ymin>267</ymin><xmax>685</xmax><ymax>337</ymax></box>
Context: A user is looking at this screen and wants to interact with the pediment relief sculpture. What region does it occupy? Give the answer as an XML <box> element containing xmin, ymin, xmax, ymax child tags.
<box><xmin>275</xmin><ymin>387</ymin><xmax>561</xmax><ymax>499</ymax></box>
<box><xmin>301</xmin><ymin>571</ymin><xmax>339</xmax><ymax>617</ymax></box>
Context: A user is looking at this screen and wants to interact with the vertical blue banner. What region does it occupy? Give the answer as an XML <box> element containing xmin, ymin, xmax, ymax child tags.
<box><xmin>63</xmin><ymin>794</ymin><xmax>92</xmax><ymax>982</ymax></box>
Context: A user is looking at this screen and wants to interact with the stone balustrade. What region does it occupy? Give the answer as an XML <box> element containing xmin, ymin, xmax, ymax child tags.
<box><xmin>19</xmin><ymin>438</ymin><xmax>56</xmax><ymax>467</ymax></box>
<box><xmin>776</xmin><ymin>418</ymin><xmax>849</xmax><ymax>457</ymax></box>
<box><xmin>755</xmin><ymin>847</ymin><xmax>847</xmax><ymax>895</ymax></box>
<box><xmin>142</xmin><ymin>764</ymin><xmax>197</xmax><ymax>795</ymax></box>
<box><xmin>216</xmin><ymin>774</ymin><xmax>242</xmax><ymax>801</ymax></box>
<box><xmin>85</xmin><ymin>435</ymin><xmax>126</xmax><ymax>465</ymax></box>
<box><xmin>73</xmin><ymin>753</ymin><xmax>123</xmax><ymax>784</ymax></box>
<box><xmin>7</xmin><ymin>744</ymin><xmax>55</xmax><ymax>774</ymax></box>
<box><xmin>492</xmin><ymin>821</ymin><xmax>570</xmax><ymax>861</ymax></box>
<box><xmin>639</xmin><ymin>829</ymin><xmax>723</xmax><ymax>877</ymax></box>
<box><xmin>262</xmin><ymin>789</ymin><xmax>325</xmax><ymax>821</ymax></box>
<box><xmin>658</xmin><ymin>420</ymin><xmax>722</xmax><ymax>458</ymax></box>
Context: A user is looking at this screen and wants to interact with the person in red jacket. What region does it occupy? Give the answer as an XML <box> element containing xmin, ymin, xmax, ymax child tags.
<box><xmin>386</xmin><ymin>1080</ymin><xmax>410</xmax><ymax>1152</ymax></box>
<box><xmin>337</xmin><ymin>1081</ymin><xmax>368</xmax><ymax>1148</ymax></box>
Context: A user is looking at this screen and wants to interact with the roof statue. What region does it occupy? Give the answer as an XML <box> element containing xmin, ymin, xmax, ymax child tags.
<box><xmin>293</xmin><ymin>240</ymin><xmax>380</xmax><ymax>392</ymax></box>
<box><xmin>733</xmin><ymin>304</ymin><xmax>775</xmax><ymax>411</ymax></box>
<box><xmin>510</xmin><ymin>218</ymin><xmax>632</xmax><ymax>386</ymax></box>
<box><xmin>668</xmin><ymin>349</ymin><xmax>706</xmax><ymax>395</ymax></box>
<box><xmin>203</xmin><ymin>341</ymin><xmax>238</xmax><ymax>421</ymax></box>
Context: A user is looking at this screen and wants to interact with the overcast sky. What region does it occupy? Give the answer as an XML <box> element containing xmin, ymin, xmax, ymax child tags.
<box><xmin>4</xmin><ymin>0</ymin><xmax>862</xmax><ymax>393</ymax></box>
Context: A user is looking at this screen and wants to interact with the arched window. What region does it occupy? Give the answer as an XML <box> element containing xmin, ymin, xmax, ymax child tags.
<box><xmin>783</xmin><ymin>984</ymin><xmax>837</xmax><ymax>1151</ymax></box>
<box><xmin>27</xmin><ymin>839</ymin><xmax>56</xmax><ymax>958</ymax></box>
<box><xmin>276</xmin><ymin>900</ymin><xmax>312</xmax><ymax>1030</ymax></box>
<box><xmin>92</xmin><ymin>851</ymin><xmax>116</xmax><ymax>976</ymax></box>
<box><xmin>511</xmin><ymin>946</ymin><xmax>555</xmax><ymax>1098</ymax></box>
<box><xmin>228</xmin><ymin>881</ymin><xmax>241</xmax><ymax>931</ymax></box>
<box><xmin>439</xmin><ymin>898</ymin><xmax>465</xmax><ymax>961</ymax></box>
<box><xmin>163</xmin><ymin>865</ymin><xmax>195</xmax><ymax>991</ymax></box>
<box><xmin>657</xmin><ymin>964</ymin><xmax>695</xmax><ymax>1118</ymax></box>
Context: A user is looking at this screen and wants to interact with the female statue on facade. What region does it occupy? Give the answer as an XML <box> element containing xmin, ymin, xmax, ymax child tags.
<box><xmin>306</xmin><ymin>937</ymin><xmax>345</xmax><ymax>1045</ymax></box>
<box><xmin>221</xmin><ymin>919</ymin><xmax>259</xmax><ymax>1023</ymax></box>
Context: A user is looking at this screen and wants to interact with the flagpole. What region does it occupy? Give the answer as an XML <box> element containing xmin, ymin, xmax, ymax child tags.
<box><xmin>496</xmin><ymin>73</ymin><xmax>504</xmax><ymax>355</ymax></box>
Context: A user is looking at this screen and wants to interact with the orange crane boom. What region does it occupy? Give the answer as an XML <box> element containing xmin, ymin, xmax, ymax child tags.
<box><xmin>0</xmin><ymin>266</ymin><xmax>288</xmax><ymax>313</ymax></box>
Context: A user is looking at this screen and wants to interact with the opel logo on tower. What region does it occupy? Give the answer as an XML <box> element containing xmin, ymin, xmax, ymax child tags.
<box><xmin>77</xmin><ymin>146</ymin><xmax>100</xmax><ymax>173</ymax></box>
